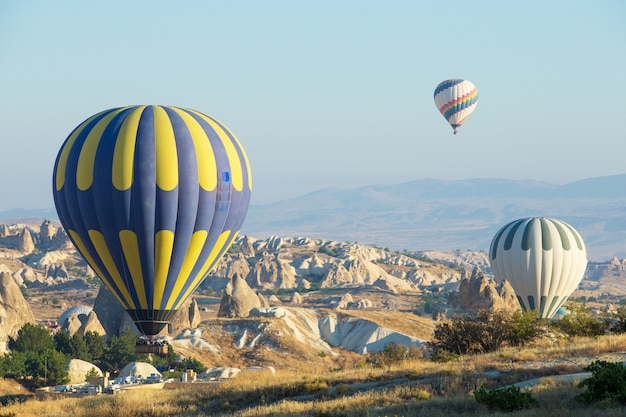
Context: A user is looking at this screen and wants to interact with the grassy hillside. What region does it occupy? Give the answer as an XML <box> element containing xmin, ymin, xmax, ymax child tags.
<box><xmin>3</xmin><ymin>333</ymin><xmax>626</xmax><ymax>416</ymax></box>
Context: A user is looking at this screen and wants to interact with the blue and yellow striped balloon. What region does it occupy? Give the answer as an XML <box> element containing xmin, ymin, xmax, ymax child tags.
<box><xmin>53</xmin><ymin>105</ymin><xmax>252</xmax><ymax>335</ymax></box>
<box><xmin>433</xmin><ymin>79</ymin><xmax>479</xmax><ymax>134</ymax></box>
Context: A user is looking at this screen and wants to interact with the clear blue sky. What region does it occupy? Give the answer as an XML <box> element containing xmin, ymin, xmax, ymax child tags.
<box><xmin>1</xmin><ymin>0</ymin><xmax>624</xmax><ymax>211</ymax></box>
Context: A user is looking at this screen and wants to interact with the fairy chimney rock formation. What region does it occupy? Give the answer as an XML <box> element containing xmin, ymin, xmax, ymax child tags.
<box><xmin>0</xmin><ymin>272</ymin><xmax>35</xmax><ymax>349</ymax></box>
<box><xmin>291</xmin><ymin>291</ymin><xmax>302</xmax><ymax>304</ymax></box>
<box><xmin>449</xmin><ymin>267</ymin><xmax>521</xmax><ymax>313</ymax></box>
<box><xmin>79</xmin><ymin>311</ymin><xmax>107</xmax><ymax>337</ymax></box>
<box><xmin>217</xmin><ymin>273</ymin><xmax>261</xmax><ymax>318</ymax></box>
<box><xmin>17</xmin><ymin>228</ymin><xmax>35</xmax><ymax>252</ymax></box>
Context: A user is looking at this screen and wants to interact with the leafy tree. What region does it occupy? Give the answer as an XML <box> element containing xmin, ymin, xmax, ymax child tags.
<box><xmin>474</xmin><ymin>385</ymin><xmax>539</xmax><ymax>411</ymax></box>
<box><xmin>8</xmin><ymin>323</ymin><xmax>55</xmax><ymax>354</ymax></box>
<box><xmin>608</xmin><ymin>305</ymin><xmax>626</xmax><ymax>334</ymax></box>
<box><xmin>85</xmin><ymin>367</ymin><xmax>100</xmax><ymax>381</ymax></box>
<box><xmin>507</xmin><ymin>310</ymin><xmax>546</xmax><ymax>346</ymax></box>
<box><xmin>1</xmin><ymin>324</ymin><xmax>69</xmax><ymax>387</ymax></box>
<box><xmin>414</xmin><ymin>292</ymin><xmax>449</xmax><ymax>318</ymax></box>
<box><xmin>84</xmin><ymin>331</ymin><xmax>106</xmax><ymax>360</ymax></box>
<box><xmin>69</xmin><ymin>333</ymin><xmax>91</xmax><ymax>362</ymax></box>
<box><xmin>0</xmin><ymin>351</ymin><xmax>27</xmax><ymax>379</ymax></box>
<box><xmin>576</xmin><ymin>360</ymin><xmax>626</xmax><ymax>404</ymax></box>
<box><xmin>19</xmin><ymin>350</ymin><xmax>69</xmax><ymax>387</ymax></box>
<box><xmin>553</xmin><ymin>303</ymin><xmax>607</xmax><ymax>337</ymax></box>
<box><xmin>150</xmin><ymin>344</ymin><xmax>177</xmax><ymax>368</ymax></box>
<box><xmin>54</xmin><ymin>329</ymin><xmax>73</xmax><ymax>355</ymax></box>
<box><xmin>178</xmin><ymin>357</ymin><xmax>207</xmax><ymax>373</ymax></box>
<box><xmin>366</xmin><ymin>343</ymin><xmax>423</xmax><ymax>370</ymax></box>
<box><xmin>54</xmin><ymin>330</ymin><xmax>95</xmax><ymax>362</ymax></box>
<box><xmin>101</xmin><ymin>329</ymin><xmax>138</xmax><ymax>374</ymax></box>
<box><xmin>24</xmin><ymin>351</ymin><xmax>45</xmax><ymax>380</ymax></box>
<box><xmin>430</xmin><ymin>310</ymin><xmax>511</xmax><ymax>355</ymax></box>
<box><xmin>42</xmin><ymin>350</ymin><xmax>70</xmax><ymax>386</ymax></box>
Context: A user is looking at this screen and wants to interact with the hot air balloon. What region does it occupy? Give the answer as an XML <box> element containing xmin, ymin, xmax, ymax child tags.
<box><xmin>433</xmin><ymin>79</ymin><xmax>479</xmax><ymax>134</ymax></box>
<box><xmin>488</xmin><ymin>217</ymin><xmax>588</xmax><ymax>319</ymax></box>
<box><xmin>52</xmin><ymin>105</ymin><xmax>252</xmax><ymax>338</ymax></box>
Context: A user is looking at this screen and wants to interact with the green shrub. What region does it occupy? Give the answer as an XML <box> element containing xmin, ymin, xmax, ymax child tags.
<box><xmin>553</xmin><ymin>303</ymin><xmax>607</xmax><ymax>337</ymax></box>
<box><xmin>429</xmin><ymin>349</ymin><xmax>459</xmax><ymax>363</ymax></box>
<box><xmin>430</xmin><ymin>310</ymin><xmax>511</xmax><ymax>355</ymax></box>
<box><xmin>474</xmin><ymin>385</ymin><xmax>539</xmax><ymax>411</ymax></box>
<box><xmin>227</xmin><ymin>243</ymin><xmax>241</xmax><ymax>254</ymax></box>
<box><xmin>576</xmin><ymin>360</ymin><xmax>626</xmax><ymax>404</ymax></box>
<box><xmin>608</xmin><ymin>305</ymin><xmax>626</xmax><ymax>334</ymax></box>
<box><xmin>507</xmin><ymin>310</ymin><xmax>546</xmax><ymax>346</ymax></box>
<box><xmin>430</xmin><ymin>310</ymin><xmax>546</xmax><ymax>357</ymax></box>
<box><xmin>303</xmin><ymin>380</ymin><xmax>328</xmax><ymax>394</ymax></box>
<box><xmin>366</xmin><ymin>343</ymin><xmax>423</xmax><ymax>369</ymax></box>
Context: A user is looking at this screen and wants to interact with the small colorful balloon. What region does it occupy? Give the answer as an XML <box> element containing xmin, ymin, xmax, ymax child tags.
<box><xmin>434</xmin><ymin>79</ymin><xmax>479</xmax><ymax>134</ymax></box>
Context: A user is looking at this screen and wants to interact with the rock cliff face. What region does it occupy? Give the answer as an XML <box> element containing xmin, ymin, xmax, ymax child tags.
<box><xmin>0</xmin><ymin>272</ymin><xmax>35</xmax><ymax>350</ymax></box>
<box><xmin>61</xmin><ymin>311</ymin><xmax>106</xmax><ymax>336</ymax></box>
<box><xmin>18</xmin><ymin>228</ymin><xmax>35</xmax><ymax>252</ymax></box>
<box><xmin>168</xmin><ymin>298</ymin><xmax>202</xmax><ymax>333</ymax></box>
<box><xmin>201</xmin><ymin>236</ymin><xmax>462</xmax><ymax>294</ymax></box>
<box><xmin>0</xmin><ymin>221</ymin><xmax>87</xmax><ymax>287</ymax></box>
<box><xmin>238</xmin><ymin>306</ymin><xmax>426</xmax><ymax>355</ymax></box>
<box><xmin>248</xmin><ymin>251</ymin><xmax>297</xmax><ymax>289</ymax></box>
<box><xmin>447</xmin><ymin>268</ymin><xmax>521</xmax><ymax>314</ymax></box>
<box><xmin>0</xmin><ymin>220</ymin><xmax>70</xmax><ymax>253</ymax></box>
<box><xmin>79</xmin><ymin>311</ymin><xmax>107</xmax><ymax>337</ymax></box>
<box><xmin>217</xmin><ymin>274</ymin><xmax>262</xmax><ymax>318</ymax></box>
<box><xmin>1</xmin><ymin>220</ymin><xmax>621</xmax><ymax>353</ymax></box>
<box><xmin>91</xmin><ymin>284</ymin><xmax>127</xmax><ymax>336</ymax></box>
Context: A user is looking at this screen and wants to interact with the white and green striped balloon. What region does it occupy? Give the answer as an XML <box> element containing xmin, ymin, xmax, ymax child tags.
<box><xmin>488</xmin><ymin>217</ymin><xmax>588</xmax><ymax>319</ymax></box>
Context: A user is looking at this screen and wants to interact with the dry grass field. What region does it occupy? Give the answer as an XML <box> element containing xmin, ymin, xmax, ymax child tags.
<box><xmin>2</xmin><ymin>333</ymin><xmax>626</xmax><ymax>417</ymax></box>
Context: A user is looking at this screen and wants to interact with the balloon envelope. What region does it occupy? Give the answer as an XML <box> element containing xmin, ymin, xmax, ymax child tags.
<box><xmin>433</xmin><ymin>79</ymin><xmax>479</xmax><ymax>134</ymax></box>
<box><xmin>52</xmin><ymin>105</ymin><xmax>252</xmax><ymax>335</ymax></box>
<box><xmin>488</xmin><ymin>217</ymin><xmax>587</xmax><ymax>319</ymax></box>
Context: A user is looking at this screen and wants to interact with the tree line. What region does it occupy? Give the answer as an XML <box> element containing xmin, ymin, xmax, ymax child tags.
<box><xmin>0</xmin><ymin>324</ymin><xmax>206</xmax><ymax>389</ymax></box>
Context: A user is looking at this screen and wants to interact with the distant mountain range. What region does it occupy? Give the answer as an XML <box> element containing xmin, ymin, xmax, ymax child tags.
<box><xmin>2</xmin><ymin>175</ymin><xmax>624</xmax><ymax>262</ymax></box>
<box><xmin>241</xmin><ymin>174</ymin><xmax>626</xmax><ymax>262</ymax></box>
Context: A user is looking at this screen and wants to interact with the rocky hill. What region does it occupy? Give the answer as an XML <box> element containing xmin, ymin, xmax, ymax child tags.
<box><xmin>0</xmin><ymin>220</ymin><xmax>625</xmax><ymax>366</ymax></box>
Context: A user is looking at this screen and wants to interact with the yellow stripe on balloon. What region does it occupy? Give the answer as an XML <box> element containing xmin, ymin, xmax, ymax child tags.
<box><xmin>68</xmin><ymin>230</ymin><xmax>127</xmax><ymax>308</ymax></box>
<box><xmin>173</xmin><ymin>230</ymin><xmax>235</xmax><ymax>310</ymax></box>
<box><xmin>165</xmin><ymin>230</ymin><xmax>208</xmax><ymax>310</ymax></box>
<box><xmin>154</xmin><ymin>106</ymin><xmax>178</xmax><ymax>191</ymax></box>
<box><xmin>77</xmin><ymin>108</ymin><xmax>127</xmax><ymax>191</ymax></box>
<box><xmin>55</xmin><ymin>113</ymin><xmax>103</xmax><ymax>191</ymax></box>
<box><xmin>222</xmin><ymin>124</ymin><xmax>253</xmax><ymax>191</ymax></box>
<box><xmin>169</xmin><ymin>107</ymin><xmax>217</xmax><ymax>191</ymax></box>
<box><xmin>88</xmin><ymin>229</ymin><xmax>137</xmax><ymax>309</ymax></box>
<box><xmin>119</xmin><ymin>230</ymin><xmax>148</xmax><ymax>308</ymax></box>
<box><xmin>154</xmin><ymin>230</ymin><xmax>174</xmax><ymax>309</ymax></box>
<box><xmin>188</xmin><ymin>110</ymin><xmax>244</xmax><ymax>192</ymax></box>
<box><xmin>112</xmin><ymin>106</ymin><xmax>145</xmax><ymax>191</ymax></box>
